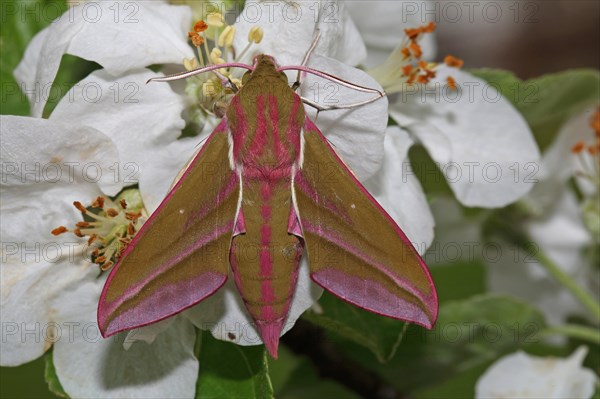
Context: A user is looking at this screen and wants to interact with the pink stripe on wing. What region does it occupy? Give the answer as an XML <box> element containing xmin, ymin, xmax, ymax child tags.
<box><xmin>100</xmin><ymin>221</ymin><xmax>234</xmax><ymax>321</ymax></box>
<box><xmin>184</xmin><ymin>172</ymin><xmax>239</xmax><ymax>231</ymax></box>
<box><xmin>301</xmin><ymin>219</ymin><xmax>432</xmax><ymax>309</ymax></box>
<box><xmin>101</xmin><ymin>271</ymin><xmax>226</xmax><ymax>336</ymax></box>
<box><xmin>312</xmin><ymin>269</ymin><xmax>434</xmax><ymax>328</ymax></box>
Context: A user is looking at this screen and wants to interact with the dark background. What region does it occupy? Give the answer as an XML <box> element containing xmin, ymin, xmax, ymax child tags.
<box><xmin>436</xmin><ymin>0</ymin><xmax>599</xmax><ymax>78</ymax></box>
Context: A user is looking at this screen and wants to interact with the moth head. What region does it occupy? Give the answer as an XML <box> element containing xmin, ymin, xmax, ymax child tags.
<box><xmin>251</xmin><ymin>54</ymin><xmax>279</xmax><ymax>69</ymax></box>
<box><xmin>246</xmin><ymin>54</ymin><xmax>288</xmax><ymax>84</ymax></box>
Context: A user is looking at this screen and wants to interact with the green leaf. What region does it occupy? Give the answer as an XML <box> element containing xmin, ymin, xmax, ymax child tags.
<box><xmin>301</xmin><ymin>259</ymin><xmax>485</xmax><ymax>363</ymax></box>
<box><xmin>470</xmin><ymin>68</ymin><xmax>600</xmax><ymax>150</ymax></box>
<box><xmin>268</xmin><ymin>346</ymin><xmax>360</xmax><ymax>399</ymax></box>
<box><xmin>0</xmin><ymin>356</ymin><xmax>58</xmax><ymax>398</ymax></box>
<box><xmin>339</xmin><ymin>294</ymin><xmax>548</xmax><ymax>393</ymax></box>
<box><xmin>428</xmin><ymin>260</ymin><xmax>486</xmax><ymax>302</ymax></box>
<box><xmin>429</xmin><ymin>294</ymin><xmax>546</xmax><ymax>371</ymax></box>
<box><xmin>412</xmin><ymin>363</ymin><xmax>489</xmax><ymax>399</ymax></box>
<box><xmin>267</xmin><ymin>346</ymin><xmax>302</xmax><ymax>393</ymax></box>
<box><xmin>302</xmin><ymin>292</ymin><xmax>408</xmax><ymax>363</ymax></box>
<box><xmin>44</xmin><ymin>349</ymin><xmax>69</xmax><ymax>398</ymax></box>
<box><xmin>275</xmin><ymin>359</ymin><xmax>361</xmax><ymax>399</ymax></box>
<box><xmin>196</xmin><ymin>332</ymin><xmax>273</xmax><ymax>399</ymax></box>
<box><xmin>409</xmin><ymin>145</ymin><xmax>453</xmax><ymax>197</ymax></box>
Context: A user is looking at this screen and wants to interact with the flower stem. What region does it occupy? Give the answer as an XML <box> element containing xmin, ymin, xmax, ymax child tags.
<box><xmin>534</xmin><ymin>248</ymin><xmax>600</xmax><ymax>320</ymax></box>
<box><xmin>542</xmin><ymin>324</ymin><xmax>600</xmax><ymax>345</ymax></box>
<box><xmin>193</xmin><ymin>329</ymin><xmax>203</xmax><ymax>360</ymax></box>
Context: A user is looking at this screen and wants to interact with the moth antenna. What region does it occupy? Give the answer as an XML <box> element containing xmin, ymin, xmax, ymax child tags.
<box><xmin>292</xmin><ymin>28</ymin><xmax>321</xmax><ymax>91</ymax></box>
<box><xmin>147</xmin><ymin>63</ymin><xmax>253</xmax><ymax>83</ymax></box>
<box><xmin>300</xmin><ymin>93</ymin><xmax>385</xmax><ymax>112</ymax></box>
<box><xmin>278</xmin><ymin>65</ymin><xmax>384</xmax><ymax>96</ymax></box>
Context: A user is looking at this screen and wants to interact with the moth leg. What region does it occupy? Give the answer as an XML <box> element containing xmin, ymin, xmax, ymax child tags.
<box><xmin>212</xmin><ymin>70</ymin><xmax>239</xmax><ymax>93</ymax></box>
<box><xmin>292</xmin><ymin>29</ymin><xmax>321</xmax><ymax>92</ymax></box>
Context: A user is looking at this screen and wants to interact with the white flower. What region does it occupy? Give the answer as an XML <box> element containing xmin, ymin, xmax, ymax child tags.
<box><xmin>486</xmin><ymin>190</ymin><xmax>594</xmax><ymax>326</ymax></box>
<box><xmin>0</xmin><ymin>116</ymin><xmax>198</xmax><ymax>397</ymax></box>
<box><xmin>487</xmin><ymin>107</ymin><xmax>599</xmax><ymax>325</ymax></box>
<box><xmin>14</xmin><ymin>1</ymin><xmax>196</xmax><ymax>208</ymax></box>
<box><xmin>475</xmin><ymin>346</ymin><xmax>598</xmax><ymax>399</ymax></box>
<box><xmin>346</xmin><ymin>0</ymin><xmax>437</xmax><ymax>67</ymax></box>
<box><xmin>429</xmin><ymin>108</ymin><xmax>598</xmax><ymax>326</ymax></box>
<box><xmin>387</xmin><ymin>67</ymin><xmax>540</xmax><ymax>208</ymax></box>
<box><xmin>527</xmin><ymin>106</ymin><xmax>599</xmax><ymax>230</ymax></box>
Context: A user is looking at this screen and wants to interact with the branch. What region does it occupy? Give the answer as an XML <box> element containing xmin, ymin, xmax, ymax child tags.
<box><xmin>282</xmin><ymin>319</ymin><xmax>409</xmax><ymax>399</ymax></box>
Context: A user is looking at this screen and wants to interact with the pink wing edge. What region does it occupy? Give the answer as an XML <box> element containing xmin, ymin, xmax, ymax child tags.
<box><xmin>298</xmin><ymin>117</ymin><xmax>439</xmax><ymax>329</ymax></box>
<box><xmin>97</xmin><ymin>119</ymin><xmax>232</xmax><ymax>338</ymax></box>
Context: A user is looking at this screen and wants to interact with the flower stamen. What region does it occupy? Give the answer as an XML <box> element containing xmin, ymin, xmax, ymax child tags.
<box><xmin>51</xmin><ymin>226</ymin><xmax>68</xmax><ymax>236</ymax></box>
<box><xmin>371</xmin><ymin>22</ymin><xmax>464</xmax><ymax>93</ymax></box>
<box><xmin>571</xmin><ymin>108</ymin><xmax>600</xmax><ymax>187</ymax></box>
<box><xmin>180</xmin><ymin>15</ymin><xmax>265</xmax><ymax>123</ymax></box>
<box><xmin>51</xmin><ymin>189</ymin><xmax>145</xmax><ymax>271</ymax></box>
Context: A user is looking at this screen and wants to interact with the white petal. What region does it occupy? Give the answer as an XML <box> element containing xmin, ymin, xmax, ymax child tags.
<box><xmin>1</xmin><ymin>180</ymin><xmax>103</xmax><ymax>250</ymax></box>
<box><xmin>139</xmin><ymin>124</ymin><xmax>216</xmax><ymax>213</ymax></box>
<box><xmin>486</xmin><ymin>238</ymin><xmax>589</xmax><ymax>326</ymax></box>
<box><xmin>346</xmin><ymin>0</ymin><xmax>437</xmax><ymax>67</ymax></box>
<box><xmin>14</xmin><ymin>1</ymin><xmax>193</xmax><ymax>117</ymax></box>
<box><xmin>364</xmin><ymin>126</ymin><xmax>434</xmax><ymax>253</ymax></box>
<box><xmin>233</xmin><ymin>0</ymin><xmax>366</xmax><ymax>67</ymax></box>
<box><xmin>0</xmin><ymin>258</ymin><xmax>91</xmax><ymax>366</ymax></box>
<box><xmin>485</xmin><ymin>193</ymin><xmax>594</xmax><ymax>325</ymax></box>
<box><xmin>1</xmin><ymin>115</ymin><xmax>122</xmax><ymax>245</ymax></box>
<box><xmin>475</xmin><ymin>347</ymin><xmax>597</xmax><ymax>399</ymax></box>
<box><xmin>123</xmin><ymin>318</ymin><xmax>175</xmax><ymax>350</ymax></box>
<box><xmin>526</xmin><ymin>191</ymin><xmax>592</xmax><ymax>277</ymax></box>
<box><xmin>524</xmin><ymin>106</ymin><xmax>598</xmax><ymax>218</ymax></box>
<box><xmin>1</xmin><ymin>115</ymin><xmax>122</xmax><ymax>195</ymax></box>
<box><xmin>302</xmin><ymin>54</ymin><xmax>389</xmax><ymax>180</ymax></box>
<box><xmin>540</xmin><ymin>107</ymin><xmax>596</xmax><ymax>181</ymax></box>
<box><xmin>184</xmin><ymin>258</ymin><xmax>322</xmax><ymax>346</ymax></box>
<box><xmin>52</xmin><ymin>273</ymin><xmax>198</xmax><ymax>398</ymax></box>
<box><xmin>50</xmin><ymin>69</ymin><xmax>187</xmax><ymax>189</ymax></box>
<box><xmin>390</xmin><ymin>68</ymin><xmax>540</xmax><ymax>208</ymax></box>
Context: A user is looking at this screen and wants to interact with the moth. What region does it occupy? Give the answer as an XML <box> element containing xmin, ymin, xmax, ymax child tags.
<box><xmin>98</xmin><ymin>46</ymin><xmax>438</xmax><ymax>358</ymax></box>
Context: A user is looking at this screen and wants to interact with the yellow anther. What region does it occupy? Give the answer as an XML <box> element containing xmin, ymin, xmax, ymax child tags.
<box><xmin>206</xmin><ymin>12</ymin><xmax>224</xmax><ymax>28</ymax></box>
<box><xmin>183</xmin><ymin>57</ymin><xmax>199</xmax><ymax>71</ymax></box>
<box><xmin>210</xmin><ymin>48</ymin><xmax>225</xmax><ymax>64</ymax></box>
<box><xmin>219</xmin><ymin>25</ymin><xmax>236</xmax><ymax>48</ymax></box>
<box><xmin>248</xmin><ymin>26</ymin><xmax>264</xmax><ymax>44</ymax></box>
